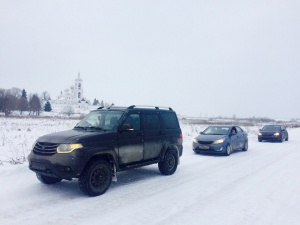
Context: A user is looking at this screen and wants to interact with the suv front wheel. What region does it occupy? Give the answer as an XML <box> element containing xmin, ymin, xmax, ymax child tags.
<box><xmin>158</xmin><ymin>149</ymin><xmax>178</xmax><ymax>175</ymax></box>
<box><xmin>79</xmin><ymin>160</ymin><xmax>112</xmax><ymax>196</ymax></box>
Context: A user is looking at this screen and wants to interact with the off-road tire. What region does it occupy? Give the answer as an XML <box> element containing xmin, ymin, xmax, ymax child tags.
<box><xmin>158</xmin><ymin>150</ymin><xmax>178</xmax><ymax>175</ymax></box>
<box><xmin>79</xmin><ymin>160</ymin><xmax>112</xmax><ymax>196</ymax></box>
<box><xmin>36</xmin><ymin>174</ymin><xmax>62</xmax><ymax>184</ymax></box>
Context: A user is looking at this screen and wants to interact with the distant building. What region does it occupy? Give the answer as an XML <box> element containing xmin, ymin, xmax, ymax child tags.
<box><xmin>50</xmin><ymin>73</ymin><xmax>91</xmax><ymax>113</ymax></box>
<box><xmin>54</xmin><ymin>73</ymin><xmax>86</xmax><ymax>104</ymax></box>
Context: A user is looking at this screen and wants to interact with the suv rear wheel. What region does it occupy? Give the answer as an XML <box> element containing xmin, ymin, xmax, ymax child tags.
<box><xmin>36</xmin><ymin>174</ymin><xmax>62</xmax><ymax>184</ymax></box>
<box><xmin>79</xmin><ymin>160</ymin><xmax>112</xmax><ymax>196</ymax></box>
<box><xmin>158</xmin><ymin>149</ymin><xmax>178</xmax><ymax>175</ymax></box>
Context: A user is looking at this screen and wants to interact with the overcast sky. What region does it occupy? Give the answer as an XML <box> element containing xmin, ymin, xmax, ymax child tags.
<box><xmin>1</xmin><ymin>0</ymin><xmax>299</xmax><ymax>119</ymax></box>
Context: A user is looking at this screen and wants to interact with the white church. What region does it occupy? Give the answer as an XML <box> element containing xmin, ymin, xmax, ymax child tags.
<box><xmin>51</xmin><ymin>73</ymin><xmax>91</xmax><ymax>114</ymax></box>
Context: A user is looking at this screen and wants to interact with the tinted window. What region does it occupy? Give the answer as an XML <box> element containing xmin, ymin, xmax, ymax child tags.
<box><xmin>161</xmin><ymin>112</ymin><xmax>179</xmax><ymax>129</ymax></box>
<box><xmin>142</xmin><ymin>114</ymin><xmax>160</xmax><ymax>130</ymax></box>
<box><xmin>123</xmin><ymin>114</ymin><xmax>140</xmax><ymax>131</ymax></box>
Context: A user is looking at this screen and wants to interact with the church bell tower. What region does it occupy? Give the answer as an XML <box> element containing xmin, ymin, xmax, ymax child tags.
<box><xmin>74</xmin><ymin>73</ymin><xmax>83</xmax><ymax>101</ymax></box>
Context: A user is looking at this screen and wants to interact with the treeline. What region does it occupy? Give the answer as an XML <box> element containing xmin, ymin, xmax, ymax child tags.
<box><xmin>0</xmin><ymin>87</ymin><xmax>51</xmax><ymax>116</ymax></box>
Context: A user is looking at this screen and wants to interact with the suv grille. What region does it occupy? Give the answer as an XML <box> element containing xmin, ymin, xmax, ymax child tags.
<box><xmin>33</xmin><ymin>142</ymin><xmax>59</xmax><ymax>155</ymax></box>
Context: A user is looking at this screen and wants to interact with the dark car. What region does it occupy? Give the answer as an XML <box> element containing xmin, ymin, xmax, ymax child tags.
<box><xmin>28</xmin><ymin>105</ymin><xmax>183</xmax><ymax>196</ymax></box>
<box><xmin>258</xmin><ymin>125</ymin><xmax>288</xmax><ymax>142</ymax></box>
<box><xmin>192</xmin><ymin>125</ymin><xmax>248</xmax><ymax>156</ymax></box>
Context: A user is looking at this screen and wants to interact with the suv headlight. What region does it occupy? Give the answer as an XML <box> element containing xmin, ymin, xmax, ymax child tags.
<box><xmin>258</xmin><ymin>132</ymin><xmax>262</xmax><ymax>136</ymax></box>
<box><xmin>274</xmin><ymin>132</ymin><xmax>280</xmax><ymax>136</ymax></box>
<box><xmin>213</xmin><ymin>138</ymin><xmax>225</xmax><ymax>145</ymax></box>
<box><xmin>57</xmin><ymin>143</ymin><xmax>83</xmax><ymax>153</ymax></box>
<box><xmin>193</xmin><ymin>138</ymin><xmax>198</xmax><ymax>143</ymax></box>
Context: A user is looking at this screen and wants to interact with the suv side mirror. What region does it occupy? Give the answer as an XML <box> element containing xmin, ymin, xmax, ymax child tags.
<box><xmin>119</xmin><ymin>124</ymin><xmax>134</xmax><ymax>132</ymax></box>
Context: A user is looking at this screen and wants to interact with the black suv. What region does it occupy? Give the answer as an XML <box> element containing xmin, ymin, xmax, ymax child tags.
<box><xmin>28</xmin><ymin>105</ymin><xmax>183</xmax><ymax>196</ymax></box>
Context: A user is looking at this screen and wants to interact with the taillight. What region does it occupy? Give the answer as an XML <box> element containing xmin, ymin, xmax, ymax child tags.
<box><xmin>179</xmin><ymin>134</ymin><xmax>183</xmax><ymax>139</ymax></box>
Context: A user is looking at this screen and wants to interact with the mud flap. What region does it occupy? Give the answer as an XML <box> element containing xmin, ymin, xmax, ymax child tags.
<box><xmin>112</xmin><ymin>164</ymin><xmax>117</xmax><ymax>182</ymax></box>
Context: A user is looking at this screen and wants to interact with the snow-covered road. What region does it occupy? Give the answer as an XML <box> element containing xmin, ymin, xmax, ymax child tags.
<box><xmin>1</xmin><ymin>128</ymin><xmax>300</xmax><ymax>225</ymax></box>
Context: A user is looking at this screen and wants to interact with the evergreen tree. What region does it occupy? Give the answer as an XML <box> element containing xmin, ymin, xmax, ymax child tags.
<box><xmin>44</xmin><ymin>101</ymin><xmax>52</xmax><ymax>112</ymax></box>
<box><xmin>18</xmin><ymin>89</ymin><xmax>28</xmax><ymax>114</ymax></box>
<box><xmin>93</xmin><ymin>98</ymin><xmax>100</xmax><ymax>105</ymax></box>
<box><xmin>21</xmin><ymin>89</ymin><xmax>27</xmax><ymax>98</ymax></box>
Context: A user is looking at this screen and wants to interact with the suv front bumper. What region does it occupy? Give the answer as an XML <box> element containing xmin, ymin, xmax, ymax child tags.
<box><xmin>28</xmin><ymin>150</ymin><xmax>85</xmax><ymax>180</ymax></box>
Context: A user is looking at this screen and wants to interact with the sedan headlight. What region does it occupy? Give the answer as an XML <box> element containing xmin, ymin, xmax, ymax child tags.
<box><xmin>57</xmin><ymin>143</ymin><xmax>83</xmax><ymax>153</ymax></box>
<box><xmin>213</xmin><ymin>138</ymin><xmax>225</xmax><ymax>145</ymax></box>
<box><xmin>274</xmin><ymin>132</ymin><xmax>280</xmax><ymax>136</ymax></box>
<box><xmin>258</xmin><ymin>132</ymin><xmax>262</xmax><ymax>136</ymax></box>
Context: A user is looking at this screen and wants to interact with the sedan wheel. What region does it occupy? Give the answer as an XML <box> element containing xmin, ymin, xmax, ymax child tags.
<box><xmin>242</xmin><ymin>141</ymin><xmax>248</xmax><ymax>151</ymax></box>
<box><xmin>280</xmin><ymin>135</ymin><xmax>284</xmax><ymax>143</ymax></box>
<box><xmin>224</xmin><ymin>144</ymin><xmax>231</xmax><ymax>156</ymax></box>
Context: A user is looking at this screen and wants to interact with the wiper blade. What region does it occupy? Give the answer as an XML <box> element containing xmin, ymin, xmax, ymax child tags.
<box><xmin>88</xmin><ymin>126</ymin><xmax>104</xmax><ymax>130</ymax></box>
<box><xmin>74</xmin><ymin>126</ymin><xmax>86</xmax><ymax>129</ymax></box>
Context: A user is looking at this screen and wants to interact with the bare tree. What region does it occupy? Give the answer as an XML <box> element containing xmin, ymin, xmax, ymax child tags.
<box><xmin>0</xmin><ymin>88</ymin><xmax>5</xmax><ymax>112</ymax></box>
<box><xmin>18</xmin><ymin>96</ymin><xmax>29</xmax><ymax>114</ymax></box>
<box><xmin>42</xmin><ymin>91</ymin><xmax>51</xmax><ymax>101</ymax></box>
<box><xmin>2</xmin><ymin>90</ymin><xmax>18</xmax><ymax>116</ymax></box>
<box><xmin>29</xmin><ymin>94</ymin><xmax>41</xmax><ymax>116</ymax></box>
<box><xmin>62</xmin><ymin>105</ymin><xmax>75</xmax><ymax>116</ymax></box>
<box><xmin>9</xmin><ymin>87</ymin><xmax>22</xmax><ymax>98</ymax></box>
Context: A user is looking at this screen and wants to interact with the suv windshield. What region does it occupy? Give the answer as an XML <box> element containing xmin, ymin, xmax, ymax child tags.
<box><xmin>75</xmin><ymin>110</ymin><xmax>124</xmax><ymax>131</ymax></box>
<box><xmin>202</xmin><ymin>126</ymin><xmax>230</xmax><ymax>135</ymax></box>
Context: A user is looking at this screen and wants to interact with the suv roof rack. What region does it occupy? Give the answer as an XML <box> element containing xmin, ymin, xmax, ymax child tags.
<box><xmin>127</xmin><ymin>105</ymin><xmax>173</xmax><ymax>111</ymax></box>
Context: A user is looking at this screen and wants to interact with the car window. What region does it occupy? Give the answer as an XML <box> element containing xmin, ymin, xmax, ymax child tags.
<box><xmin>75</xmin><ymin>110</ymin><xmax>123</xmax><ymax>130</ymax></box>
<box><xmin>203</xmin><ymin>126</ymin><xmax>229</xmax><ymax>135</ymax></box>
<box><xmin>142</xmin><ymin>114</ymin><xmax>160</xmax><ymax>130</ymax></box>
<box><xmin>123</xmin><ymin>114</ymin><xmax>140</xmax><ymax>131</ymax></box>
<box><xmin>236</xmin><ymin>127</ymin><xmax>243</xmax><ymax>133</ymax></box>
<box><xmin>161</xmin><ymin>112</ymin><xmax>179</xmax><ymax>129</ymax></box>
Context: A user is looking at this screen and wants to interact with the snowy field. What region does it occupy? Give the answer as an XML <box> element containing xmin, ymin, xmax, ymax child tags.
<box><xmin>0</xmin><ymin>117</ymin><xmax>300</xmax><ymax>225</ymax></box>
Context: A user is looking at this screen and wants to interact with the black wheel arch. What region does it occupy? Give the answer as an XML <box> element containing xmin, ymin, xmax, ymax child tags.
<box><xmin>159</xmin><ymin>144</ymin><xmax>180</xmax><ymax>163</ymax></box>
<box><xmin>80</xmin><ymin>147</ymin><xmax>119</xmax><ymax>176</ymax></box>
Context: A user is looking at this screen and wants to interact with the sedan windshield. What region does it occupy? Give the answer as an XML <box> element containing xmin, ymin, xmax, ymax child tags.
<box><xmin>262</xmin><ymin>125</ymin><xmax>281</xmax><ymax>131</ymax></box>
<box><xmin>202</xmin><ymin>126</ymin><xmax>230</xmax><ymax>135</ymax></box>
<box><xmin>75</xmin><ymin>110</ymin><xmax>124</xmax><ymax>131</ymax></box>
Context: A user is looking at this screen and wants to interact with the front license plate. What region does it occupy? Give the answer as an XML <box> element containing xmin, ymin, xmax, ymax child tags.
<box><xmin>199</xmin><ymin>145</ymin><xmax>209</xmax><ymax>150</ymax></box>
